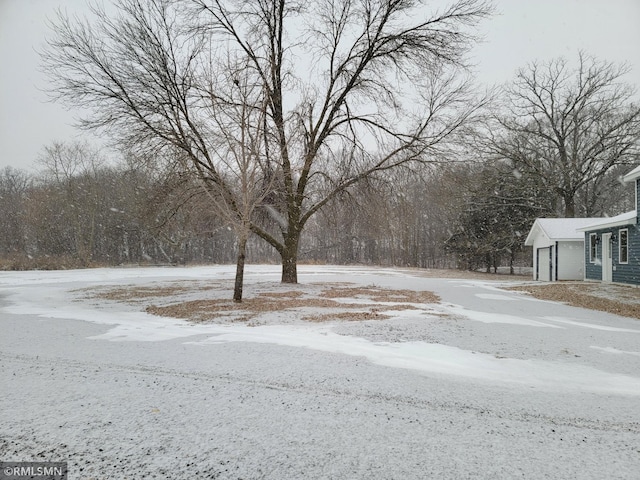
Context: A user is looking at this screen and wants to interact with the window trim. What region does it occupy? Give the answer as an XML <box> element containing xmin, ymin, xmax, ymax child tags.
<box><xmin>619</xmin><ymin>228</ymin><xmax>629</xmax><ymax>264</ymax></box>
<box><xmin>589</xmin><ymin>233</ymin><xmax>597</xmax><ymax>263</ymax></box>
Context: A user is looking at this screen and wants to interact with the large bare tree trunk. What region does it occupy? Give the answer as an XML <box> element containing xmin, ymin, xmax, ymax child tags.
<box><xmin>281</xmin><ymin>233</ymin><xmax>298</xmax><ymax>284</ymax></box>
<box><xmin>563</xmin><ymin>194</ymin><xmax>576</xmax><ymax>218</ymax></box>
<box><xmin>233</xmin><ymin>232</ymin><xmax>248</xmax><ymax>302</ymax></box>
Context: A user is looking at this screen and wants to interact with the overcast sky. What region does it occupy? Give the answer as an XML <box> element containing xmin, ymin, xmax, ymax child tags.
<box><xmin>1</xmin><ymin>0</ymin><xmax>639</xmax><ymax>172</ymax></box>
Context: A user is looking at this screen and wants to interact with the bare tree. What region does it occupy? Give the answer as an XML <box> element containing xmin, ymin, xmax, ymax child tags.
<box><xmin>197</xmin><ymin>63</ymin><xmax>275</xmax><ymax>301</ymax></box>
<box><xmin>485</xmin><ymin>53</ymin><xmax>640</xmax><ymax>217</ymax></box>
<box><xmin>37</xmin><ymin>141</ymin><xmax>108</xmax><ymax>265</ymax></box>
<box><xmin>0</xmin><ymin>167</ymin><xmax>31</xmax><ymax>256</ymax></box>
<box><xmin>42</xmin><ymin>0</ymin><xmax>492</xmax><ymax>284</ymax></box>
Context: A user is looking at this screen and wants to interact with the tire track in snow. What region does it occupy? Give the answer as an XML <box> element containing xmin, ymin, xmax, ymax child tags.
<box><xmin>3</xmin><ymin>351</ymin><xmax>639</xmax><ymax>435</ymax></box>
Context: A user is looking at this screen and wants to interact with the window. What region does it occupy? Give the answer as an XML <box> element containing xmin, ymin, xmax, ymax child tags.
<box><xmin>590</xmin><ymin>233</ymin><xmax>597</xmax><ymax>263</ymax></box>
<box><xmin>619</xmin><ymin>229</ymin><xmax>629</xmax><ymax>264</ymax></box>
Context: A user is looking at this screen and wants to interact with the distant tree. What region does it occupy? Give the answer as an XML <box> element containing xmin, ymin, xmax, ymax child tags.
<box><xmin>299</xmin><ymin>164</ymin><xmax>463</xmax><ymax>269</ymax></box>
<box><xmin>485</xmin><ymin>53</ymin><xmax>640</xmax><ymax>217</ymax></box>
<box><xmin>42</xmin><ymin>0</ymin><xmax>493</xmax><ymax>285</ymax></box>
<box><xmin>36</xmin><ymin>141</ymin><xmax>111</xmax><ymax>265</ymax></box>
<box><xmin>445</xmin><ymin>161</ymin><xmax>542</xmax><ymax>272</ymax></box>
<box><xmin>0</xmin><ymin>167</ymin><xmax>30</xmax><ymax>256</ymax></box>
<box><xmin>576</xmin><ymin>161</ymin><xmax>638</xmax><ymax>217</ymax></box>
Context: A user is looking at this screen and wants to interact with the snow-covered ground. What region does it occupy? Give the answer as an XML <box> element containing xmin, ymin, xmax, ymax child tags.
<box><xmin>1</xmin><ymin>265</ymin><xmax>639</xmax><ymax>479</ymax></box>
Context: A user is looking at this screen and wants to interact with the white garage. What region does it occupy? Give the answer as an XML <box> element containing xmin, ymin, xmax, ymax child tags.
<box><xmin>524</xmin><ymin>218</ymin><xmax>602</xmax><ymax>281</ymax></box>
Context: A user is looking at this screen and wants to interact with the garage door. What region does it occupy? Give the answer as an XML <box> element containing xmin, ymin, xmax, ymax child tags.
<box><xmin>537</xmin><ymin>247</ymin><xmax>551</xmax><ymax>281</ymax></box>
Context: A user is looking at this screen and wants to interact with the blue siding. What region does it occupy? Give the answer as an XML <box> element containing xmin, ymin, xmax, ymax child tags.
<box><xmin>583</xmin><ymin>175</ymin><xmax>640</xmax><ymax>285</ymax></box>
<box><xmin>584</xmin><ymin>232</ymin><xmax>601</xmax><ymax>280</ymax></box>
<box><xmin>584</xmin><ymin>224</ymin><xmax>640</xmax><ymax>285</ymax></box>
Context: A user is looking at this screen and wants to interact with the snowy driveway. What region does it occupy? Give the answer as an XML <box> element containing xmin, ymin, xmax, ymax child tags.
<box><xmin>1</xmin><ymin>265</ymin><xmax>639</xmax><ymax>479</ymax></box>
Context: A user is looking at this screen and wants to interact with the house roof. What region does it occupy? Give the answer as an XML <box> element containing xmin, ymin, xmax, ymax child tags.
<box><xmin>576</xmin><ymin>210</ymin><xmax>637</xmax><ymax>232</ymax></box>
<box><xmin>524</xmin><ymin>218</ymin><xmax>602</xmax><ymax>246</ymax></box>
<box><xmin>623</xmin><ymin>165</ymin><xmax>640</xmax><ymax>183</ymax></box>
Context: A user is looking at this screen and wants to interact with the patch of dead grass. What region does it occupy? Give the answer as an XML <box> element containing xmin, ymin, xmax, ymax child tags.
<box><xmin>508</xmin><ymin>283</ymin><xmax>640</xmax><ymax>319</ymax></box>
<box><xmin>143</xmin><ymin>284</ymin><xmax>440</xmax><ymax>324</ymax></box>
<box><xmin>146</xmin><ymin>299</ymin><xmax>253</xmax><ymax>323</ymax></box>
<box><xmin>320</xmin><ymin>286</ymin><xmax>439</xmax><ymax>304</ymax></box>
<box><xmin>78</xmin><ymin>281</ymin><xmax>220</xmax><ymax>302</ymax></box>
<box><xmin>303</xmin><ymin>311</ymin><xmax>391</xmax><ymax>322</ymax></box>
<box><xmin>257</xmin><ymin>290</ymin><xmax>305</xmax><ymax>299</ymax></box>
<box><xmin>100</xmin><ymin>286</ymin><xmax>193</xmax><ymax>301</ymax></box>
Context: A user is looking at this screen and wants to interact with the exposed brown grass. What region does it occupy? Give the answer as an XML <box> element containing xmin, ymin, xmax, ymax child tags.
<box><xmin>145</xmin><ymin>296</ymin><xmax>387</xmax><ymax>323</ymax></box>
<box><xmin>319</xmin><ymin>286</ymin><xmax>439</xmax><ymax>304</ymax></box>
<box><xmin>100</xmin><ymin>285</ymin><xmax>195</xmax><ymax>301</ymax></box>
<box><xmin>146</xmin><ymin>299</ymin><xmax>253</xmax><ymax>323</ymax></box>
<box><xmin>139</xmin><ymin>284</ymin><xmax>441</xmax><ymax>324</ymax></box>
<box><xmin>508</xmin><ymin>283</ymin><xmax>640</xmax><ymax>320</ymax></box>
<box><xmin>257</xmin><ymin>290</ymin><xmax>305</xmax><ymax>299</ymax></box>
<box><xmin>303</xmin><ymin>311</ymin><xmax>391</xmax><ymax>322</ymax></box>
<box><xmin>79</xmin><ymin>281</ymin><xmax>220</xmax><ymax>302</ymax></box>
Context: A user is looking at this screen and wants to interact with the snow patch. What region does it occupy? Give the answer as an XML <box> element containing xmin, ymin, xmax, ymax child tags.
<box><xmin>590</xmin><ymin>346</ymin><xmax>640</xmax><ymax>357</ymax></box>
<box><xmin>442</xmin><ymin>304</ymin><xmax>563</xmax><ymax>328</ymax></box>
<box><xmin>184</xmin><ymin>325</ymin><xmax>640</xmax><ymax>395</ymax></box>
<box><xmin>543</xmin><ymin>317</ymin><xmax>640</xmax><ymax>333</ymax></box>
<box><xmin>475</xmin><ymin>294</ymin><xmax>518</xmax><ymax>301</ymax></box>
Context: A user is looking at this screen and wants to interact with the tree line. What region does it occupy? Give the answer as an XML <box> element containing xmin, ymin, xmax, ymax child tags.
<box><xmin>0</xmin><ymin>146</ymin><xmax>460</xmax><ymax>270</ymax></box>
<box><xmin>1</xmin><ymin>134</ymin><xmax>634</xmax><ymax>274</ymax></box>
